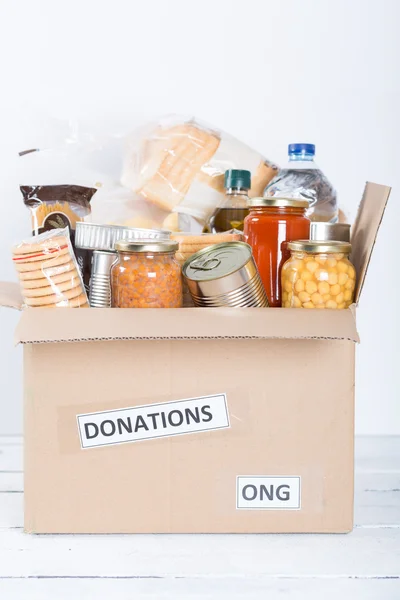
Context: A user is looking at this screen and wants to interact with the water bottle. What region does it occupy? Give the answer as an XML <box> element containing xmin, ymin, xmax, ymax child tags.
<box><xmin>264</xmin><ymin>143</ymin><xmax>338</xmax><ymax>222</ymax></box>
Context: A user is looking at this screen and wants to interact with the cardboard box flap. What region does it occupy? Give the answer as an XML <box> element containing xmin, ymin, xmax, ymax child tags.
<box><xmin>15</xmin><ymin>306</ymin><xmax>360</xmax><ymax>344</ymax></box>
<box><xmin>0</xmin><ymin>281</ymin><xmax>23</xmax><ymax>310</ymax></box>
<box><xmin>351</xmin><ymin>182</ymin><xmax>391</xmax><ymax>303</ymax></box>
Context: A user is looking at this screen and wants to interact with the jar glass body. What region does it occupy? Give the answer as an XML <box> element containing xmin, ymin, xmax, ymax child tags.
<box><xmin>244</xmin><ymin>206</ymin><xmax>310</xmax><ymax>307</ymax></box>
<box><xmin>111</xmin><ymin>251</ymin><xmax>183</xmax><ymax>308</ymax></box>
<box><xmin>281</xmin><ymin>250</ymin><xmax>356</xmax><ymax>309</ymax></box>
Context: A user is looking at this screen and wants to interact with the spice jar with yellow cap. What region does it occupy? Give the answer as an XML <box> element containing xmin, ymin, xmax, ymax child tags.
<box><xmin>281</xmin><ymin>240</ymin><xmax>356</xmax><ymax>309</ymax></box>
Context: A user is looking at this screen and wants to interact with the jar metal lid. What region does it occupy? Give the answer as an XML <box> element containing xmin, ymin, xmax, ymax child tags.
<box><xmin>247</xmin><ymin>197</ymin><xmax>309</xmax><ymax>209</ymax></box>
<box><xmin>287</xmin><ymin>240</ymin><xmax>352</xmax><ymax>253</ymax></box>
<box><xmin>183</xmin><ymin>242</ymin><xmax>252</xmax><ymax>282</ymax></box>
<box><xmin>115</xmin><ymin>240</ymin><xmax>179</xmax><ymax>253</ymax></box>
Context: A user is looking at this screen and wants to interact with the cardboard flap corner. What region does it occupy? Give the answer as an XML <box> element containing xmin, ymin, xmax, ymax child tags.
<box><xmin>0</xmin><ymin>281</ymin><xmax>23</xmax><ymax>311</ymax></box>
<box><xmin>351</xmin><ymin>181</ymin><xmax>391</xmax><ymax>303</ymax></box>
<box><xmin>15</xmin><ymin>306</ymin><xmax>359</xmax><ymax>345</ymax></box>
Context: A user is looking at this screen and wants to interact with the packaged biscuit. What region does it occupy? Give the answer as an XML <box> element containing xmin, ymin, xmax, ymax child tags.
<box><xmin>20</xmin><ymin>184</ymin><xmax>97</xmax><ymax>248</ymax></box>
<box><xmin>12</xmin><ymin>228</ymin><xmax>89</xmax><ymax>308</ymax></box>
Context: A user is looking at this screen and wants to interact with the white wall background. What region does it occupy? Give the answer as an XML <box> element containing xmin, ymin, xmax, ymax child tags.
<box><xmin>0</xmin><ymin>0</ymin><xmax>398</xmax><ymax>435</ymax></box>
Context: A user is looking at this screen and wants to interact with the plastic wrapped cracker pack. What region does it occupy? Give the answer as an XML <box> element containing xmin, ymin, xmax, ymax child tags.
<box><xmin>12</xmin><ymin>228</ymin><xmax>89</xmax><ymax>308</ymax></box>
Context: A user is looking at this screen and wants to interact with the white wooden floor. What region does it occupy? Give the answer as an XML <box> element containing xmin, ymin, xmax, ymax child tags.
<box><xmin>0</xmin><ymin>436</ymin><xmax>399</xmax><ymax>599</ymax></box>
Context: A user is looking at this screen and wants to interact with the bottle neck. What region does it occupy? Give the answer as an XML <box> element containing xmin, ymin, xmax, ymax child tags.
<box><xmin>225</xmin><ymin>187</ymin><xmax>249</xmax><ymax>196</ymax></box>
<box><xmin>288</xmin><ymin>152</ymin><xmax>314</xmax><ymax>162</ymax></box>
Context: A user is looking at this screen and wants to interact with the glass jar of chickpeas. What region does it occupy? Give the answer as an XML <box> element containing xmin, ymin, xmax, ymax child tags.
<box><xmin>281</xmin><ymin>241</ymin><xmax>356</xmax><ymax>309</ymax></box>
<box><xmin>112</xmin><ymin>240</ymin><xmax>183</xmax><ymax>308</ymax></box>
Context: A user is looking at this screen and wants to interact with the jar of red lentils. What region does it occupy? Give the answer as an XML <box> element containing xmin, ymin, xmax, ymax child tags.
<box><xmin>281</xmin><ymin>240</ymin><xmax>356</xmax><ymax>309</ymax></box>
<box><xmin>112</xmin><ymin>240</ymin><xmax>182</xmax><ymax>308</ymax></box>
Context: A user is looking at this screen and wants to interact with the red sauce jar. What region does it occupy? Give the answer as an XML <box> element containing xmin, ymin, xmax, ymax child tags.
<box><xmin>244</xmin><ymin>197</ymin><xmax>310</xmax><ymax>307</ymax></box>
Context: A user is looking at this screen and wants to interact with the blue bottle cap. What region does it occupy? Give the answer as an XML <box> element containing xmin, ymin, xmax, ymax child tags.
<box><xmin>288</xmin><ymin>143</ymin><xmax>315</xmax><ymax>155</ymax></box>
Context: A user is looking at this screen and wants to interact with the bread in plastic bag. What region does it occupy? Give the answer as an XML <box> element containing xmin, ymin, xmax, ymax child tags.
<box><xmin>12</xmin><ymin>227</ymin><xmax>89</xmax><ymax>308</ymax></box>
<box><xmin>121</xmin><ymin>115</ymin><xmax>278</xmax><ymax>232</ymax></box>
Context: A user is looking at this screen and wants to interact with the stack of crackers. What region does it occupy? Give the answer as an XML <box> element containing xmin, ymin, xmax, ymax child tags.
<box><xmin>171</xmin><ymin>232</ymin><xmax>243</xmax><ymax>307</ymax></box>
<box><xmin>12</xmin><ymin>234</ymin><xmax>88</xmax><ymax>308</ymax></box>
<box><xmin>171</xmin><ymin>232</ymin><xmax>243</xmax><ymax>266</ymax></box>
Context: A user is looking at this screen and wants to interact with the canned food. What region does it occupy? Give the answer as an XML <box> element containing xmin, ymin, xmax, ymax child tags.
<box><xmin>112</xmin><ymin>240</ymin><xmax>182</xmax><ymax>309</ymax></box>
<box><xmin>310</xmin><ymin>222</ymin><xmax>350</xmax><ymax>242</ymax></box>
<box><xmin>182</xmin><ymin>242</ymin><xmax>269</xmax><ymax>307</ymax></box>
<box><xmin>89</xmin><ymin>250</ymin><xmax>118</xmax><ymax>308</ymax></box>
<box><xmin>75</xmin><ymin>223</ymin><xmax>171</xmax><ymax>299</ymax></box>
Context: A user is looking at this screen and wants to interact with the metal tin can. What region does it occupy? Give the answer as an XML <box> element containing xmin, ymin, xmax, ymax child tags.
<box><xmin>182</xmin><ymin>242</ymin><xmax>269</xmax><ymax>307</ymax></box>
<box><xmin>75</xmin><ymin>222</ymin><xmax>171</xmax><ymax>251</ymax></box>
<box><xmin>89</xmin><ymin>250</ymin><xmax>118</xmax><ymax>308</ymax></box>
<box><xmin>75</xmin><ymin>223</ymin><xmax>171</xmax><ymax>301</ymax></box>
<box><xmin>310</xmin><ymin>222</ymin><xmax>350</xmax><ymax>242</ymax></box>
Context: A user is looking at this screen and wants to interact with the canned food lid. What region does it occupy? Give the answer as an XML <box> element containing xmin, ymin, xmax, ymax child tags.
<box><xmin>310</xmin><ymin>222</ymin><xmax>351</xmax><ymax>241</ymax></box>
<box><xmin>115</xmin><ymin>240</ymin><xmax>179</xmax><ymax>253</ymax></box>
<box><xmin>75</xmin><ymin>222</ymin><xmax>171</xmax><ymax>250</ymax></box>
<box><xmin>183</xmin><ymin>242</ymin><xmax>252</xmax><ymax>281</ymax></box>
<box><xmin>247</xmin><ymin>197</ymin><xmax>309</xmax><ymax>209</ymax></box>
<box><xmin>287</xmin><ymin>240</ymin><xmax>352</xmax><ymax>253</ymax></box>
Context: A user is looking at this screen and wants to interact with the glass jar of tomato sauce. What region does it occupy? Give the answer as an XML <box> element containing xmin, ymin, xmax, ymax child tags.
<box><xmin>243</xmin><ymin>197</ymin><xmax>310</xmax><ymax>307</ymax></box>
<box><xmin>112</xmin><ymin>240</ymin><xmax>182</xmax><ymax>308</ymax></box>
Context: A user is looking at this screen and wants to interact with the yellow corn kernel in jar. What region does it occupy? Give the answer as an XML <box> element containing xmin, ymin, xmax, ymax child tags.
<box><xmin>333</xmin><ymin>253</ymin><xmax>344</xmax><ymax>260</ymax></box>
<box><xmin>303</xmin><ymin>301</ymin><xmax>315</xmax><ymax>308</ymax></box>
<box><xmin>284</xmin><ymin>301</ymin><xmax>290</xmax><ymax>308</ymax></box>
<box><xmin>292</xmin><ymin>295</ymin><xmax>302</xmax><ymax>308</ymax></box>
<box><xmin>337</xmin><ymin>260</ymin><xmax>348</xmax><ymax>273</ymax></box>
<box><xmin>348</xmin><ymin>264</ymin><xmax>356</xmax><ymax>279</ymax></box>
<box><xmin>337</xmin><ymin>302</ymin><xmax>346</xmax><ymax>309</ymax></box>
<box><xmin>311</xmin><ymin>292</ymin><xmax>323</xmax><ymax>305</ymax></box>
<box><xmin>282</xmin><ymin>291</ymin><xmax>288</xmax><ymax>302</ymax></box>
<box><xmin>336</xmin><ymin>292</ymin><xmax>344</xmax><ymax>304</ymax></box>
<box><xmin>298</xmin><ymin>291</ymin><xmax>311</xmax><ymax>303</ymax></box>
<box><xmin>315</xmin><ymin>304</ymin><xmax>325</xmax><ymax>308</ymax></box>
<box><xmin>338</xmin><ymin>272</ymin><xmax>349</xmax><ymax>286</ymax></box>
<box><xmin>328</xmin><ymin>272</ymin><xmax>338</xmax><ymax>285</ymax></box>
<box><xmin>306</xmin><ymin>260</ymin><xmax>319</xmax><ymax>273</ymax></box>
<box><xmin>288</xmin><ymin>269</ymin><xmax>299</xmax><ymax>283</ymax></box>
<box><xmin>295</xmin><ymin>279</ymin><xmax>305</xmax><ymax>293</ymax></box>
<box><xmin>330</xmin><ymin>284</ymin><xmax>341</xmax><ymax>296</ymax></box>
<box><xmin>315</xmin><ymin>268</ymin><xmax>329</xmax><ymax>281</ymax></box>
<box><xmin>301</xmin><ymin>270</ymin><xmax>313</xmax><ymax>282</ymax></box>
<box><xmin>287</xmin><ymin>291</ymin><xmax>293</xmax><ymax>302</ymax></box>
<box><xmin>305</xmin><ymin>280</ymin><xmax>318</xmax><ymax>294</ymax></box>
<box><xmin>315</xmin><ymin>256</ymin><xmax>327</xmax><ymax>265</ymax></box>
<box><xmin>326</xmin><ymin>257</ymin><xmax>337</xmax><ymax>268</ymax></box>
<box><xmin>322</xmin><ymin>293</ymin><xmax>331</xmax><ymax>302</ymax></box>
<box><xmin>284</xmin><ymin>279</ymin><xmax>293</xmax><ymax>293</ymax></box>
<box><xmin>344</xmin><ymin>289</ymin><xmax>352</xmax><ymax>301</ymax></box>
<box><xmin>318</xmin><ymin>281</ymin><xmax>330</xmax><ymax>295</ymax></box>
<box><xmin>325</xmin><ymin>299</ymin><xmax>338</xmax><ymax>309</ymax></box>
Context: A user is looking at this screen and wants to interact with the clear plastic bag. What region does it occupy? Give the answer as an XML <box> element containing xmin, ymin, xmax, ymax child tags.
<box><xmin>121</xmin><ymin>115</ymin><xmax>278</xmax><ymax>232</ymax></box>
<box><xmin>11</xmin><ymin>227</ymin><xmax>89</xmax><ymax>308</ymax></box>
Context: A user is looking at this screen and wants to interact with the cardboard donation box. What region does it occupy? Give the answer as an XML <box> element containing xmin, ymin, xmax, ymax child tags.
<box><xmin>0</xmin><ymin>182</ymin><xmax>391</xmax><ymax>534</ymax></box>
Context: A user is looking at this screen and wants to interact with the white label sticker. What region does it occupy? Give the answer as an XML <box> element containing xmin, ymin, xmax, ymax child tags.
<box><xmin>236</xmin><ymin>476</ymin><xmax>301</xmax><ymax>510</ymax></box>
<box><xmin>77</xmin><ymin>393</ymin><xmax>230</xmax><ymax>449</ymax></box>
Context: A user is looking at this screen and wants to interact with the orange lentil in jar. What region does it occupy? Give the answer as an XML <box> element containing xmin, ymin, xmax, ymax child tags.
<box><xmin>111</xmin><ymin>240</ymin><xmax>182</xmax><ymax>308</ymax></box>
